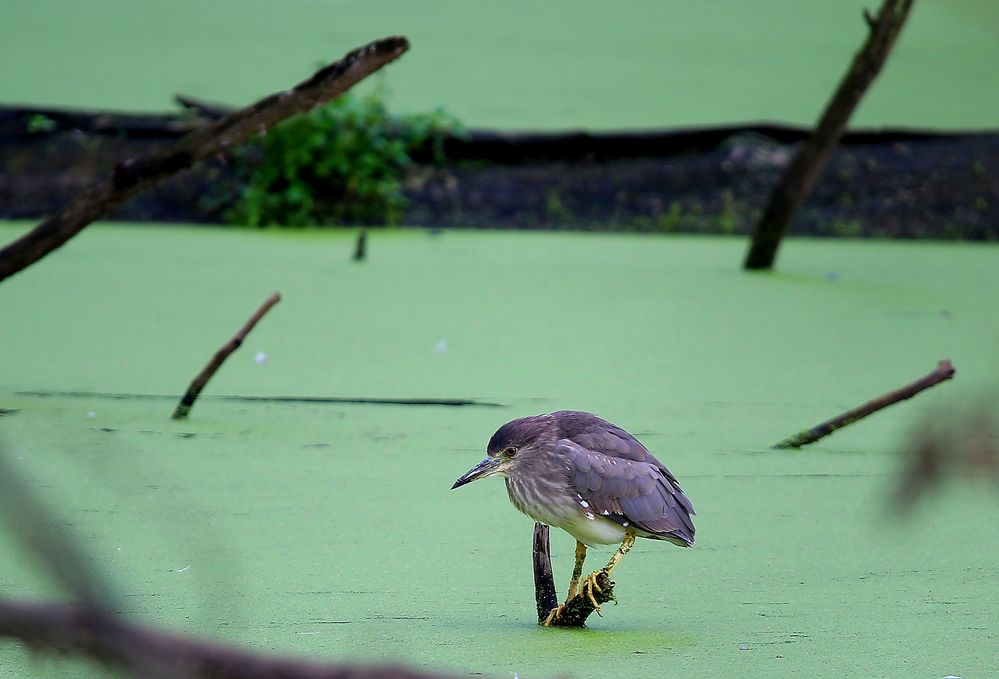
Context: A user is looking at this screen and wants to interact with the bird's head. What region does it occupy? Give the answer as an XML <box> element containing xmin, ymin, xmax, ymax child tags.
<box><xmin>451</xmin><ymin>415</ymin><xmax>554</xmax><ymax>490</ymax></box>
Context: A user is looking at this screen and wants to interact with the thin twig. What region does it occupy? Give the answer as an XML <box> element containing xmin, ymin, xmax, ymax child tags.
<box><xmin>172</xmin><ymin>292</ymin><xmax>281</xmax><ymax>420</ymax></box>
<box><xmin>0</xmin><ymin>36</ymin><xmax>410</xmax><ymax>283</ymax></box>
<box><xmin>773</xmin><ymin>359</ymin><xmax>956</xmax><ymax>449</ymax></box>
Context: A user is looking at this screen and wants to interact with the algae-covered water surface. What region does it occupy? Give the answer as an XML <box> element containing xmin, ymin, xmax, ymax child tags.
<box><xmin>2</xmin><ymin>1</ymin><xmax>998</xmax><ymax>130</ymax></box>
<box><xmin>1</xmin><ymin>224</ymin><xmax>998</xmax><ymax>677</ymax></box>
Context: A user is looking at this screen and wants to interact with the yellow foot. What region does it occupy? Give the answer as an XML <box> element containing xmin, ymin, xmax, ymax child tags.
<box><xmin>580</xmin><ymin>570</ymin><xmax>606</xmax><ymax>614</ymax></box>
<box><xmin>542</xmin><ymin>604</ymin><xmax>567</xmax><ymax>627</ymax></box>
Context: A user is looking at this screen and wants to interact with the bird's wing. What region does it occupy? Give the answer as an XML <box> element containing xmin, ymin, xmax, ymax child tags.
<box><xmin>555</xmin><ymin>411</ymin><xmax>652</xmax><ymax>462</ymax></box>
<box><xmin>558</xmin><ymin>437</ymin><xmax>695</xmax><ymax>545</ymax></box>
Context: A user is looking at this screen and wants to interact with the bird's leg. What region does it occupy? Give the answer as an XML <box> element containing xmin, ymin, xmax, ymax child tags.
<box><xmin>603</xmin><ymin>532</ymin><xmax>636</xmax><ymax>575</ymax></box>
<box><xmin>566</xmin><ymin>541</ymin><xmax>587</xmax><ymax>600</ymax></box>
<box><xmin>579</xmin><ymin>533</ymin><xmax>636</xmax><ymax>613</ymax></box>
<box><xmin>543</xmin><ymin>541</ymin><xmax>588</xmax><ymax>627</ymax></box>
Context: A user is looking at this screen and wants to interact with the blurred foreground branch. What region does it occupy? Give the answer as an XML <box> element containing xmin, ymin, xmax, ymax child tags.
<box><xmin>0</xmin><ymin>599</ymin><xmax>468</xmax><ymax>679</ymax></box>
<box><xmin>532</xmin><ymin>523</ymin><xmax>614</xmax><ymax>627</ymax></box>
<box><xmin>173</xmin><ymin>292</ymin><xmax>281</xmax><ymax>420</ymax></box>
<box><xmin>744</xmin><ymin>0</ymin><xmax>915</xmax><ymax>270</ymax></box>
<box><xmin>0</xmin><ymin>36</ymin><xmax>410</xmax><ymax>283</ymax></box>
<box><xmin>0</xmin><ymin>439</ymin><xmax>471</xmax><ymax>678</ymax></box>
<box><xmin>774</xmin><ymin>359</ymin><xmax>955</xmax><ymax>449</ymax></box>
<box><xmin>895</xmin><ymin>408</ymin><xmax>999</xmax><ymax>512</ymax></box>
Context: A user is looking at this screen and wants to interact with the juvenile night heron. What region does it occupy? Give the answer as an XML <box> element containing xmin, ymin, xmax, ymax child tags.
<box><xmin>452</xmin><ymin>410</ymin><xmax>695</xmax><ymax>624</ymax></box>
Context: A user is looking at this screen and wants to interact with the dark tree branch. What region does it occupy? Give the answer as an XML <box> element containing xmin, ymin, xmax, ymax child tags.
<box><xmin>531</xmin><ymin>523</ymin><xmax>614</xmax><ymax>627</ymax></box>
<box><xmin>743</xmin><ymin>0</ymin><xmax>915</xmax><ymax>270</ymax></box>
<box><xmin>352</xmin><ymin>228</ymin><xmax>368</xmax><ymax>261</ymax></box>
<box><xmin>173</xmin><ymin>292</ymin><xmax>281</xmax><ymax>420</ymax></box>
<box><xmin>773</xmin><ymin>359</ymin><xmax>955</xmax><ymax>449</ymax></box>
<box><xmin>0</xmin><ymin>599</ymin><xmax>472</xmax><ymax>679</ymax></box>
<box><xmin>0</xmin><ymin>36</ymin><xmax>410</xmax><ymax>284</ymax></box>
<box><xmin>174</xmin><ymin>94</ymin><xmax>233</xmax><ymax>120</ymax></box>
<box><xmin>532</xmin><ymin>524</ymin><xmax>560</xmax><ymax>621</ymax></box>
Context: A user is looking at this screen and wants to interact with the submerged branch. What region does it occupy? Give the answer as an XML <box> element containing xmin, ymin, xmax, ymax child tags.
<box><xmin>20</xmin><ymin>390</ymin><xmax>503</xmax><ymax>408</ymax></box>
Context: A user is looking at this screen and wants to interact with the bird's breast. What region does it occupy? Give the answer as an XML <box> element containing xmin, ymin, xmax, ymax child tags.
<box><xmin>505</xmin><ymin>475</ymin><xmax>626</xmax><ymax>546</ymax></box>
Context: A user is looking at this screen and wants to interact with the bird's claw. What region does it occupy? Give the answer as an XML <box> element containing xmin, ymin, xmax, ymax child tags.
<box><xmin>581</xmin><ymin>570</ymin><xmax>607</xmax><ymax>613</ymax></box>
<box><xmin>542</xmin><ymin>604</ymin><xmax>566</xmax><ymax>627</ymax></box>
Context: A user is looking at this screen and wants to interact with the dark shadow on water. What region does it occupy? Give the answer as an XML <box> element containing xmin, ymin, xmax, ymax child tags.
<box><xmin>17</xmin><ymin>389</ymin><xmax>505</xmax><ymax>408</ymax></box>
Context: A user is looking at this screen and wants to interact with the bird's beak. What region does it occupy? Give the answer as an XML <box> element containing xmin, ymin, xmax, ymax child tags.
<box><xmin>451</xmin><ymin>457</ymin><xmax>502</xmax><ymax>490</ymax></box>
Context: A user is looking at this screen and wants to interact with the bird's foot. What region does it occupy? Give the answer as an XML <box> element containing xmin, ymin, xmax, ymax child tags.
<box><xmin>580</xmin><ymin>570</ymin><xmax>607</xmax><ymax>614</ymax></box>
<box><xmin>542</xmin><ymin>604</ymin><xmax>567</xmax><ymax>627</ymax></box>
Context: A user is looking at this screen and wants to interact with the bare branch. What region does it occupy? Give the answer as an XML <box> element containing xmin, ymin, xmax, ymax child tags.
<box><xmin>773</xmin><ymin>359</ymin><xmax>955</xmax><ymax>449</ymax></box>
<box><xmin>744</xmin><ymin>0</ymin><xmax>915</xmax><ymax>270</ymax></box>
<box><xmin>0</xmin><ymin>36</ymin><xmax>410</xmax><ymax>283</ymax></box>
<box><xmin>173</xmin><ymin>292</ymin><xmax>281</xmax><ymax>419</ymax></box>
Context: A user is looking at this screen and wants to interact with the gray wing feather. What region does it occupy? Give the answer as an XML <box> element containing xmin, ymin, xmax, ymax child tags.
<box><xmin>557</xmin><ymin>436</ymin><xmax>695</xmax><ymax>546</ymax></box>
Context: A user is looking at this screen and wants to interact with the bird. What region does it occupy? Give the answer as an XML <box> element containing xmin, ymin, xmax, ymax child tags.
<box><xmin>451</xmin><ymin>410</ymin><xmax>695</xmax><ymax>625</ymax></box>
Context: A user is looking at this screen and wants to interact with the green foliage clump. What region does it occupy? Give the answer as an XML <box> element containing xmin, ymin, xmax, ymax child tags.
<box><xmin>228</xmin><ymin>93</ymin><xmax>458</xmax><ymax>227</ymax></box>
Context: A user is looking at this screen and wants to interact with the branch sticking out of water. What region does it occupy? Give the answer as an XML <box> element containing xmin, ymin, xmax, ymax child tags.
<box><xmin>173</xmin><ymin>292</ymin><xmax>281</xmax><ymax>420</ymax></box>
<box><xmin>532</xmin><ymin>523</ymin><xmax>614</xmax><ymax>627</ymax></box>
<box><xmin>0</xmin><ymin>36</ymin><xmax>410</xmax><ymax>284</ymax></box>
<box><xmin>773</xmin><ymin>359</ymin><xmax>956</xmax><ymax>449</ymax></box>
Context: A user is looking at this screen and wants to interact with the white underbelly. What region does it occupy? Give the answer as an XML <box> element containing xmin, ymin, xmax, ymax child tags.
<box><xmin>558</xmin><ymin>512</ymin><xmax>629</xmax><ymax>546</ymax></box>
<box><xmin>505</xmin><ymin>475</ymin><xmax>629</xmax><ymax>546</ymax></box>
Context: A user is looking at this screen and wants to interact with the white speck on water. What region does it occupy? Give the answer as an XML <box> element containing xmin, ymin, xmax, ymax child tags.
<box><xmin>579</xmin><ymin>500</ymin><xmax>589</xmax><ymax>508</ymax></box>
<box><xmin>298</xmin><ymin>631</ymin><xmax>320</xmax><ymax>636</ymax></box>
<box><xmin>173</xmin><ymin>565</ymin><xmax>191</xmax><ymax>573</ymax></box>
<box><xmin>434</xmin><ymin>339</ymin><xmax>448</xmax><ymax>353</ymax></box>
<box><xmin>943</xmin><ymin>676</ymin><xmax>962</xmax><ymax>679</ymax></box>
<box><xmin>86</xmin><ymin>411</ymin><xmax>97</xmax><ymax>419</ymax></box>
<box><xmin>739</xmin><ymin>643</ymin><xmax>750</xmax><ymax>651</ymax></box>
<box><xmin>254</xmin><ymin>351</ymin><xmax>267</xmax><ymax>365</ymax></box>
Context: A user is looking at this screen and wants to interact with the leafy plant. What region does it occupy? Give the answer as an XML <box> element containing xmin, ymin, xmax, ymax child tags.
<box><xmin>228</xmin><ymin>92</ymin><xmax>459</xmax><ymax>227</ymax></box>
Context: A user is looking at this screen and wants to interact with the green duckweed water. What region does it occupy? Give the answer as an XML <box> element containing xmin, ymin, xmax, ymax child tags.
<box><xmin>1</xmin><ymin>1</ymin><xmax>997</xmax><ymax>129</ymax></box>
<box><xmin>1</xmin><ymin>224</ymin><xmax>998</xmax><ymax>677</ymax></box>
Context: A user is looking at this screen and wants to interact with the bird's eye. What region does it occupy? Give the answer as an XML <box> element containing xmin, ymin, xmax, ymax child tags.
<box><xmin>504</xmin><ymin>447</ymin><xmax>517</xmax><ymax>458</ymax></box>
